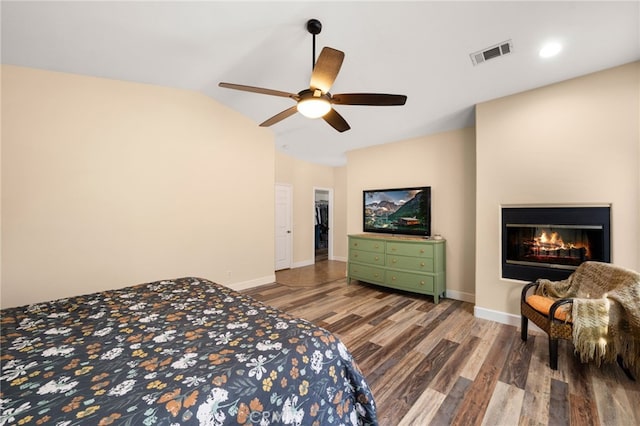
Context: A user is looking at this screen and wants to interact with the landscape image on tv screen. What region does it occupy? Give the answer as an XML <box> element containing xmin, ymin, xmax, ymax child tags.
<box><xmin>363</xmin><ymin>187</ymin><xmax>431</xmax><ymax>236</ymax></box>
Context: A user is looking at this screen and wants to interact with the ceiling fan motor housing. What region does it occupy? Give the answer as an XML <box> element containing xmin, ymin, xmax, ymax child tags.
<box><xmin>306</xmin><ymin>19</ymin><xmax>322</xmax><ymax>35</ymax></box>
<box><xmin>218</xmin><ymin>17</ymin><xmax>406</xmax><ymax>132</ymax></box>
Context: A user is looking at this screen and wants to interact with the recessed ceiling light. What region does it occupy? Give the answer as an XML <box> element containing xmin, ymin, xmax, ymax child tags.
<box><xmin>539</xmin><ymin>42</ymin><xmax>562</xmax><ymax>58</ymax></box>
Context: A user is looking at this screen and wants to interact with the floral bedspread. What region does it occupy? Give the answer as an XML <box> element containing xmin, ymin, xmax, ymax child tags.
<box><xmin>0</xmin><ymin>277</ymin><xmax>377</xmax><ymax>425</ymax></box>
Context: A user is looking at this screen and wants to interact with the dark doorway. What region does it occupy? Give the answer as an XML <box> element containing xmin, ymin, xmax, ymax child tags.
<box><xmin>315</xmin><ymin>189</ymin><xmax>329</xmax><ymax>261</ymax></box>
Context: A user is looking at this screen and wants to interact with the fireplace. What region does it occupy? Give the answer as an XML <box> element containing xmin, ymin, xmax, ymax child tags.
<box><xmin>502</xmin><ymin>206</ymin><xmax>611</xmax><ymax>281</ymax></box>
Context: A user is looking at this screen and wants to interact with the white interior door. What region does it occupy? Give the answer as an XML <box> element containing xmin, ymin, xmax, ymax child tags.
<box><xmin>275</xmin><ymin>183</ymin><xmax>292</xmax><ymax>271</ymax></box>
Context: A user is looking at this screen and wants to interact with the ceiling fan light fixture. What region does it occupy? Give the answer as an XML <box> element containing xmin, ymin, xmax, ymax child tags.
<box><xmin>297</xmin><ymin>96</ymin><xmax>331</xmax><ymax>119</ymax></box>
<box><xmin>218</xmin><ymin>19</ymin><xmax>406</xmax><ymax>131</ymax></box>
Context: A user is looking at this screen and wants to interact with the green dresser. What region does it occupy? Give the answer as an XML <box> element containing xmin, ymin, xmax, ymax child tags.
<box><xmin>347</xmin><ymin>234</ymin><xmax>446</xmax><ymax>303</ymax></box>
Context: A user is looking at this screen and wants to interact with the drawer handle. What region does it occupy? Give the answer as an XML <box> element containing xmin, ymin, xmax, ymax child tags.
<box><xmin>391</xmin><ymin>247</ymin><xmax>396</xmax><ymax>251</ymax></box>
<box><xmin>420</xmin><ymin>262</ymin><xmax>425</xmax><ymax>267</ymax></box>
<box><xmin>375</xmin><ymin>256</ymin><xmax>379</xmax><ymax>261</ymax></box>
<box><xmin>420</xmin><ymin>281</ymin><xmax>425</xmax><ymax>285</ymax></box>
<box><xmin>354</xmin><ymin>242</ymin><xmax>358</xmax><ymax>246</ymax></box>
<box><xmin>392</xmin><ymin>259</ymin><xmax>397</xmax><ymax>264</ymax></box>
<box><xmin>374</xmin><ymin>273</ymin><xmax>379</xmax><ymax>278</ymax></box>
<box><xmin>392</xmin><ymin>276</ymin><xmax>396</xmax><ymax>281</ymax></box>
<box><xmin>420</xmin><ymin>249</ymin><xmax>425</xmax><ymax>254</ymax></box>
<box><xmin>354</xmin><ymin>254</ymin><xmax>358</xmax><ymax>258</ymax></box>
<box><xmin>374</xmin><ymin>244</ymin><xmax>379</xmax><ymax>249</ymax></box>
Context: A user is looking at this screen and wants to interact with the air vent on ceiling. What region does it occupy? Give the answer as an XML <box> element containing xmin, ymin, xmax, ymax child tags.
<box><xmin>470</xmin><ymin>40</ymin><xmax>513</xmax><ymax>66</ymax></box>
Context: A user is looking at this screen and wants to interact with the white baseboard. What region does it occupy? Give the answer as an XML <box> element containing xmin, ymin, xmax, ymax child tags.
<box><xmin>293</xmin><ymin>257</ymin><xmax>348</xmax><ymax>267</ymax></box>
<box><xmin>229</xmin><ymin>274</ymin><xmax>276</xmax><ymax>291</ymax></box>
<box><xmin>292</xmin><ymin>259</ymin><xmax>314</xmax><ymax>268</ymax></box>
<box><xmin>445</xmin><ymin>289</ymin><xmax>475</xmax><ymax>303</ymax></box>
<box><xmin>474</xmin><ymin>306</ymin><xmax>543</xmax><ymax>332</ymax></box>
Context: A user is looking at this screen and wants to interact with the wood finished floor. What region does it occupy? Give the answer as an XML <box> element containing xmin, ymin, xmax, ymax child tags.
<box><xmin>245</xmin><ymin>261</ymin><xmax>640</xmax><ymax>426</ymax></box>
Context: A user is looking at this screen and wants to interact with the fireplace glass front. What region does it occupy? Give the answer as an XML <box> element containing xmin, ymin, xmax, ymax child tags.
<box><xmin>502</xmin><ymin>206</ymin><xmax>610</xmax><ymax>281</ymax></box>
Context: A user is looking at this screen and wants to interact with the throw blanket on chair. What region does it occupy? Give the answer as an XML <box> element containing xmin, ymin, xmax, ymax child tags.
<box><xmin>535</xmin><ymin>261</ymin><xmax>640</xmax><ymax>377</ymax></box>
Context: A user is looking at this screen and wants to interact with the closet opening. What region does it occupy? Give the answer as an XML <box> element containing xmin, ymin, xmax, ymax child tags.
<box><xmin>314</xmin><ymin>189</ymin><xmax>331</xmax><ymax>262</ymax></box>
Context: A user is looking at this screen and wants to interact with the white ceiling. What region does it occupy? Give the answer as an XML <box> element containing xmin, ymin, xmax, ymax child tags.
<box><xmin>2</xmin><ymin>1</ymin><xmax>639</xmax><ymax>166</ymax></box>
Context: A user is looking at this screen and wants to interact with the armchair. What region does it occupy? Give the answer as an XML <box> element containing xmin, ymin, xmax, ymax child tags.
<box><xmin>520</xmin><ymin>261</ymin><xmax>640</xmax><ymax>378</ymax></box>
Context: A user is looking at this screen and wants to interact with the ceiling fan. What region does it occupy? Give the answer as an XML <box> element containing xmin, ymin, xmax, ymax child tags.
<box><xmin>219</xmin><ymin>19</ymin><xmax>407</xmax><ymax>133</ymax></box>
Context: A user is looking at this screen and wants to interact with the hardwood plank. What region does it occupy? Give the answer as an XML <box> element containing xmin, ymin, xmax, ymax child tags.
<box><xmin>250</xmin><ymin>260</ymin><xmax>639</xmax><ymax>426</ymax></box>
<box><xmin>398</xmin><ymin>387</ymin><xmax>447</xmax><ymax>426</ymax></box>
<box><xmin>450</xmin><ymin>325</ymin><xmax>516</xmax><ymax>425</ymax></box>
<box><xmin>590</xmin><ymin>363</ymin><xmax>634</xmax><ymax>426</ymax></box>
<box><xmin>399</xmin><ymin>339</ymin><xmax>459</xmax><ymax>404</ymax></box>
<box><xmin>374</xmin><ymin>349</ymin><xmax>429</xmax><ymax>425</ymax></box>
<box><xmin>481</xmin><ymin>381</ymin><xmax>525</xmax><ymax>426</ymax></box>
<box><xmin>430</xmin><ymin>376</ymin><xmax>473</xmax><ymax>425</ymax></box>
<box><xmin>430</xmin><ymin>334</ymin><xmax>482</xmax><ymax>394</ymax></box>
<box><xmin>499</xmin><ymin>327</ymin><xmax>534</xmax><ymax>389</ymax></box>
<box><xmin>567</xmin><ymin>351</ymin><xmax>600</xmax><ymax>426</ymax></box>
<box><xmin>370</xmin><ymin>297</ymin><xmax>416</xmax><ymax>326</ymax></box>
<box><xmin>363</xmin><ymin>324</ymin><xmax>434</xmax><ymax>378</ymax></box>
<box><xmin>624</xmin><ymin>383</ymin><xmax>640</xmax><ymax>425</ymax></box>
<box><xmin>323</xmin><ymin>312</ymin><xmax>363</xmax><ymax>334</ymax></box>
<box><xmin>349</xmin><ymin>340</ymin><xmax>382</xmax><ymax>365</ymax></box>
<box><xmin>520</xmin><ymin>334</ymin><xmax>551</xmax><ymax>425</ymax></box>
<box><xmin>442</xmin><ymin>302</ymin><xmax>476</xmax><ymax>344</ymax></box>
<box><xmin>548</xmin><ymin>378</ymin><xmax>570</xmax><ymax>426</ymax></box>
<box><xmin>458</xmin><ymin>318</ymin><xmax>502</xmax><ymax>381</ymax></box>
<box><xmin>368</xmin><ymin>316</ymin><xmax>418</xmax><ymax>347</ymax></box>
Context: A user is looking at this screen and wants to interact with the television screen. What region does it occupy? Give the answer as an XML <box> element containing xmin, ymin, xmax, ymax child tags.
<box><xmin>363</xmin><ymin>186</ymin><xmax>431</xmax><ymax>236</ymax></box>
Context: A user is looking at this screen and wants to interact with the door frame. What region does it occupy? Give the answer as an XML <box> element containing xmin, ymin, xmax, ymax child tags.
<box><xmin>313</xmin><ymin>187</ymin><xmax>333</xmax><ymax>263</ymax></box>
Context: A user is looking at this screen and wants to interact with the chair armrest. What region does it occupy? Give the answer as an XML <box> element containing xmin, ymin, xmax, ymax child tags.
<box><xmin>549</xmin><ymin>299</ymin><xmax>573</xmax><ymax>322</ymax></box>
<box><xmin>522</xmin><ymin>281</ymin><xmax>573</xmax><ymax>322</ymax></box>
<box><xmin>521</xmin><ymin>281</ymin><xmax>540</xmax><ymax>303</ymax></box>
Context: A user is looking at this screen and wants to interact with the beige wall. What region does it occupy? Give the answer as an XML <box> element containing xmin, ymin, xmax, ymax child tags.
<box><xmin>275</xmin><ymin>151</ymin><xmax>342</xmax><ymax>266</ymax></box>
<box><xmin>346</xmin><ymin>128</ymin><xmax>477</xmax><ymax>301</ymax></box>
<box><xmin>332</xmin><ymin>166</ymin><xmax>348</xmax><ymax>261</ymax></box>
<box><xmin>475</xmin><ymin>61</ymin><xmax>640</xmax><ymax>321</ymax></box>
<box><xmin>1</xmin><ymin>65</ymin><xmax>276</xmax><ymax>308</ymax></box>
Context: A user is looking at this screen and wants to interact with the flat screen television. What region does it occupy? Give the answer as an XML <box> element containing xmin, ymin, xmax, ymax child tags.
<box><xmin>363</xmin><ymin>186</ymin><xmax>431</xmax><ymax>236</ymax></box>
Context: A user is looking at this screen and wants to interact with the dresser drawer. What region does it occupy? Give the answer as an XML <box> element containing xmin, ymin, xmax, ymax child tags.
<box><xmin>349</xmin><ymin>264</ymin><xmax>385</xmax><ymax>284</ymax></box>
<box><xmin>386</xmin><ymin>241</ymin><xmax>433</xmax><ymax>258</ymax></box>
<box><xmin>350</xmin><ymin>249</ymin><xmax>385</xmax><ymax>266</ymax></box>
<box><xmin>387</xmin><ymin>255</ymin><xmax>435</xmax><ymax>272</ymax></box>
<box><xmin>347</xmin><ymin>234</ymin><xmax>445</xmax><ymax>303</ymax></box>
<box><xmin>385</xmin><ymin>270</ymin><xmax>434</xmax><ymax>293</ymax></box>
<box><xmin>350</xmin><ymin>237</ymin><xmax>385</xmax><ymax>253</ymax></box>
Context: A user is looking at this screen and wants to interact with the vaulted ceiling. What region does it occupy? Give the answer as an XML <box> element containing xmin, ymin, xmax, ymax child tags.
<box><xmin>2</xmin><ymin>1</ymin><xmax>639</xmax><ymax>166</ymax></box>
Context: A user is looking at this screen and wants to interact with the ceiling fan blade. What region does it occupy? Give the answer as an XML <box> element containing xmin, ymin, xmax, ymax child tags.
<box><xmin>219</xmin><ymin>82</ymin><xmax>298</xmax><ymax>100</ymax></box>
<box><xmin>310</xmin><ymin>47</ymin><xmax>345</xmax><ymax>93</ymax></box>
<box><xmin>323</xmin><ymin>108</ymin><xmax>350</xmax><ymax>133</ymax></box>
<box><xmin>332</xmin><ymin>93</ymin><xmax>407</xmax><ymax>106</ymax></box>
<box><xmin>259</xmin><ymin>105</ymin><xmax>299</xmax><ymax>127</ymax></box>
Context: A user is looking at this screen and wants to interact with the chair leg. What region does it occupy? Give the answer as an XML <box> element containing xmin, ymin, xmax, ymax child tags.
<box><xmin>521</xmin><ymin>316</ymin><xmax>528</xmax><ymax>341</ymax></box>
<box><xmin>549</xmin><ymin>337</ymin><xmax>558</xmax><ymax>370</ymax></box>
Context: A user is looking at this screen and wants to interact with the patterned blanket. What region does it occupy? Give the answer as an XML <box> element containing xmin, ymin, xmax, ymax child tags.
<box><xmin>536</xmin><ymin>261</ymin><xmax>640</xmax><ymax>377</ymax></box>
<box><xmin>0</xmin><ymin>277</ymin><xmax>377</xmax><ymax>425</ymax></box>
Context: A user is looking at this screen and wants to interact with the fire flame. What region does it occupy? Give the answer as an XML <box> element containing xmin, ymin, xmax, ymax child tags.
<box><xmin>532</xmin><ymin>230</ymin><xmax>590</xmax><ymax>258</ymax></box>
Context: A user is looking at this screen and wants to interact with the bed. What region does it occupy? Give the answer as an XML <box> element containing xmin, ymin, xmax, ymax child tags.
<box><xmin>0</xmin><ymin>277</ymin><xmax>377</xmax><ymax>425</ymax></box>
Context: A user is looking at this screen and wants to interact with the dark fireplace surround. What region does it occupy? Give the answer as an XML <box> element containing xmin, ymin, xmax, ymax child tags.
<box><xmin>502</xmin><ymin>206</ymin><xmax>611</xmax><ymax>282</ymax></box>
